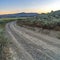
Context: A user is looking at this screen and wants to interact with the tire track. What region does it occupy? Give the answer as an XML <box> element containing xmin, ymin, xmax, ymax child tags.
<box><xmin>6</xmin><ymin>23</ymin><xmax>34</xmax><ymax>60</ymax></box>
<box><xmin>10</xmin><ymin>22</ymin><xmax>57</xmax><ymax>60</ymax></box>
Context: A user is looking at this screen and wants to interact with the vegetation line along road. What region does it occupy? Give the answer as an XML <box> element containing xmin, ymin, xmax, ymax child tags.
<box><xmin>0</xmin><ymin>21</ymin><xmax>10</xmax><ymax>60</ymax></box>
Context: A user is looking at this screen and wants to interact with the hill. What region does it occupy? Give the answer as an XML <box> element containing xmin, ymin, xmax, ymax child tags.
<box><xmin>0</xmin><ymin>12</ymin><xmax>39</xmax><ymax>18</ymax></box>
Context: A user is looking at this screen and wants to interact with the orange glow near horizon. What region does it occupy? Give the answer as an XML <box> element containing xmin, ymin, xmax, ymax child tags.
<box><xmin>0</xmin><ymin>11</ymin><xmax>20</xmax><ymax>15</ymax></box>
<box><xmin>0</xmin><ymin>9</ymin><xmax>50</xmax><ymax>15</ymax></box>
<box><xmin>0</xmin><ymin>8</ymin><xmax>52</xmax><ymax>15</ymax></box>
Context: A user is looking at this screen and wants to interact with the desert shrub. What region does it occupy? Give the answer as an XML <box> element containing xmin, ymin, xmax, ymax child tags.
<box><xmin>54</xmin><ymin>26</ymin><xmax>60</xmax><ymax>31</ymax></box>
<box><xmin>17</xmin><ymin>10</ymin><xmax>60</xmax><ymax>31</ymax></box>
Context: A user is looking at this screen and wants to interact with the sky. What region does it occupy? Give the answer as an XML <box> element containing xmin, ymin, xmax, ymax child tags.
<box><xmin>0</xmin><ymin>0</ymin><xmax>60</xmax><ymax>15</ymax></box>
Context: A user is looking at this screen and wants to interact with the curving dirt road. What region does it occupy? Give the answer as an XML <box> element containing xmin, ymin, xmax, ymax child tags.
<box><xmin>6</xmin><ymin>22</ymin><xmax>60</xmax><ymax>60</ymax></box>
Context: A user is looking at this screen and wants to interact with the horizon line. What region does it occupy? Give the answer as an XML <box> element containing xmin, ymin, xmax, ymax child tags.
<box><xmin>0</xmin><ymin>10</ymin><xmax>59</xmax><ymax>15</ymax></box>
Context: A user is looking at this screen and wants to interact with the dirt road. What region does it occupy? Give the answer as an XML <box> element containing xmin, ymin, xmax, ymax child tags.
<box><xmin>6</xmin><ymin>22</ymin><xmax>60</xmax><ymax>60</ymax></box>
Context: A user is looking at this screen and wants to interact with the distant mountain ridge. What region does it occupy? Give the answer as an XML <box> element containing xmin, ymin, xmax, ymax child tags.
<box><xmin>0</xmin><ymin>10</ymin><xmax>60</xmax><ymax>18</ymax></box>
<box><xmin>0</xmin><ymin>12</ymin><xmax>39</xmax><ymax>18</ymax></box>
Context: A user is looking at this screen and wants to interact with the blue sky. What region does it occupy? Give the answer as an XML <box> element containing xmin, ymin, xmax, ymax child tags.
<box><xmin>0</xmin><ymin>0</ymin><xmax>60</xmax><ymax>14</ymax></box>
